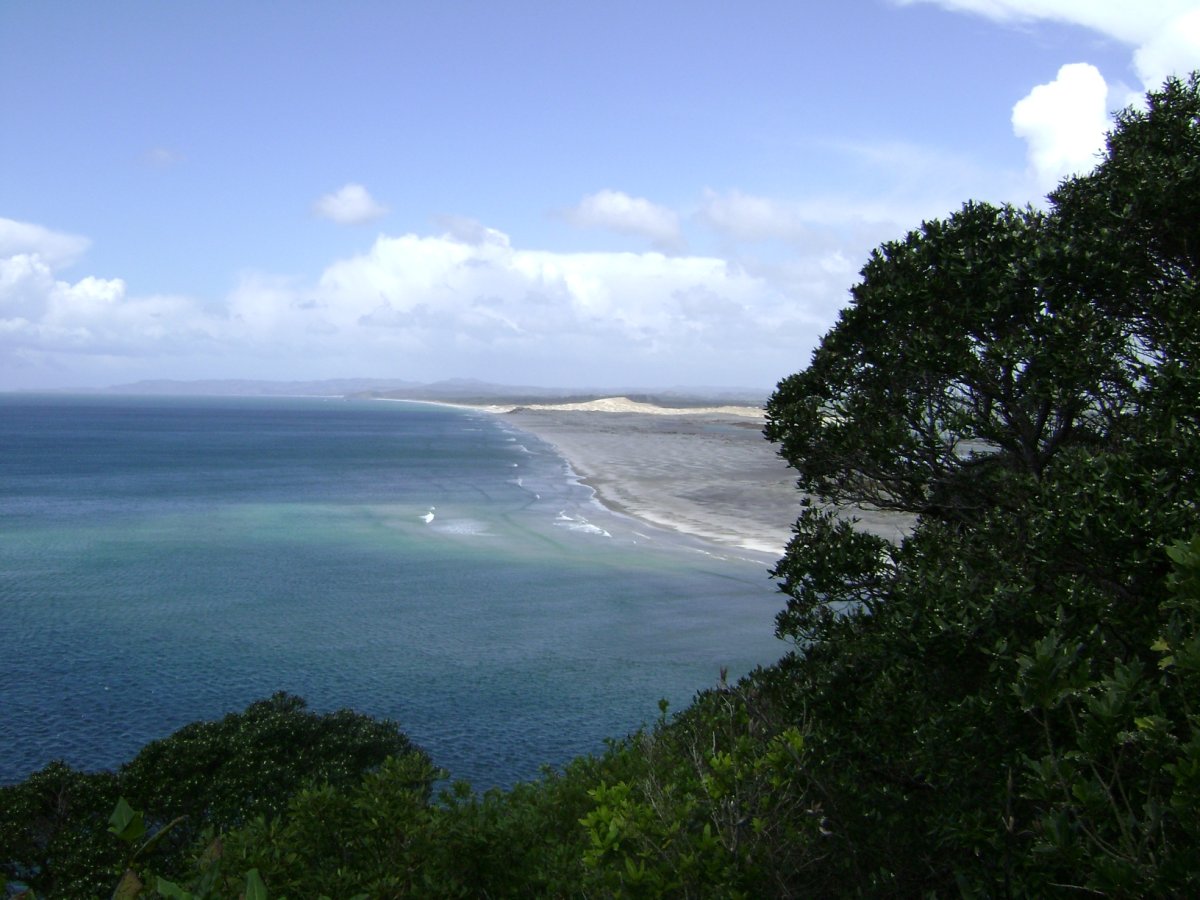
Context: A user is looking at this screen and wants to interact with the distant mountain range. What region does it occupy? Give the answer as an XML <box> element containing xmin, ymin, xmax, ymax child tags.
<box><xmin>103</xmin><ymin>378</ymin><xmax>770</xmax><ymax>408</ymax></box>
<box><xmin>105</xmin><ymin>378</ymin><xmax>419</xmax><ymax>397</ymax></box>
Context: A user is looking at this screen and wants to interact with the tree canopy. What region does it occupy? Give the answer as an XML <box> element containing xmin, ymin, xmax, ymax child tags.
<box><xmin>765</xmin><ymin>72</ymin><xmax>1200</xmax><ymax>641</ymax></box>
<box><xmin>0</xmin><ymin>693</ymin><xmax>417</xmax><ymax>897</ymax></box>
<box><xmin>752</xmin><ymin>73</ymin><xmax>1200</xmax><ymax>893</ymax></box>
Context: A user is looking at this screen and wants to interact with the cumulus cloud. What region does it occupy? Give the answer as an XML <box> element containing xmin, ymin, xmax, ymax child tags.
<box><xmin>313</xmin><ymin>183</ymin><xmax>389</xmax><ymax>225</ymax></box>
<box><xmin>566</xmin><ymin>190</ymin><xmax>683</xmax><ymax>251</ymax></box>
<box><xmin>0</xmin><ymin>250</ymin><xmax>215</xmax><ymax>360</ymax></box>
<box><xmin>1135</xmin><ymin>8</ymin><xmax>1200</xmax><ymax>88</ymax></box>
<box><xmin>2</xmin><ymin>217</ymin><xmax>836</xmax><ymax>388</ymax></box>
<box><xmin>312</xmin><ymin>230</ymin><xmax>771</xmax><ymax>343</ymax></box>
<box><xmin>897</xmin><ymin>1</ymin><xmax>1200</xmax><ymax>195</ymax></box>
<box><xmin>1012</xmin><ymin>63</ymin><xmax>1110</xmax><ymax>190</ymax></box>
<box><xmin>0</xmin><ymin>218</ymin><xmax>224</xmax><ymax>383</ymax></box>
<box><xmin>0</xmin><ymin>217</ymin><xmax>91</xmax><ymax>269</ymax></box>
<box><xmin>217</xmin><ymin>227</ymin><xmax>824</xmax><ymax>385</ymax></box>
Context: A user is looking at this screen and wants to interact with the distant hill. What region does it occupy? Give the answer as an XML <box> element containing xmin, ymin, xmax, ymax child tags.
<box><xmin>104</xmin><ymin>378</ymin><xmax>769</xmax><ymax>408</ymax></box>
<box><xmin>105</xmin><ymin>378</ymin><xmax>419</xmax><ymax>397</ymax></box>
<box><xmin>365</xmin><ymin>381</ymin><xmax>768</xmax><ymax>408</ymax></box>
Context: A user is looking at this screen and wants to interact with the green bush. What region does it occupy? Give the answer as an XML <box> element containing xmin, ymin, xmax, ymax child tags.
<box><xmin>0</xmin><ymin>693</ymin><xmax>415</xmax><ymax>897</ymax></box>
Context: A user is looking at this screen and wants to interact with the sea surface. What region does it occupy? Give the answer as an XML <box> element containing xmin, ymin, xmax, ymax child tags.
<box><xmin>0</xmin><ymin>394</ymin><xmax>786</xmax><ymax>789</ymax></box>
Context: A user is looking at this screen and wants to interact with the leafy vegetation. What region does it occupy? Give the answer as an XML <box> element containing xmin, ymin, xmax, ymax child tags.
<box><xmin>3</xmin><ymin>74</ymin><xmax>1197</xmax><ymax>897</ymax></box>
<box><xmin>0</xmin><ymin>694</ymin><xmax>415</xmax><ymax>897</ymax></box>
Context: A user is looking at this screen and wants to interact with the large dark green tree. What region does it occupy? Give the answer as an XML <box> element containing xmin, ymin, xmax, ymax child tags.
<box><xmin>756</xmin><ymin>73</ymin><xmax>1200</xmax><ymax>894</ymax></box>
<box><xmin>765</xmin><ymin>73</ymin><xmax>1200</xmax><ymax>643</ymax></box>
<box><xmin>767</xmin><ymin>201</ymin><xmax>1134</xmax><ymax>519</ymax></box>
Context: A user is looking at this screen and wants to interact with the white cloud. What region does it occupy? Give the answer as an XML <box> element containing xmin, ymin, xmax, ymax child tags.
<box><xmin>0</xmin><ymin>220</ymin><xmax>224</xmax><ymax>376</ymax></box>
<box><xmin>224</xmin><ymin>229</ymin><xmax>809</xmax><ymax>385</ymax></box>
<box><xmin>698</xmin><ymin>187</ymin><xmax>938</xmax><ymax>244</ymax></box>
<box><xmin>898</xmin><ymin>1</ymin><xmax>1200</xmax><ymax>195</ymax></box>
<box><xmin>893</xmin><ymin>0</ymin><xmax>1197</xmax><ymax>48</ymax></box>
<box><xmin>311</xmin><ymin>230</ymin><xmax>779</xmax><ymax>346</ymax></box>
<box><xmin>2</xmin><ymin>208</ymin><xmax>865</xmax><ymax>389</ymax></box>
<box><xmin>0</xmin><ymin>217</ymin><xmax>91</xmax><ymax>269</ymax></box>
<box><xmin>1012</xmin><ymin>63</ymin><xmax>1110</xmax><ymax>190</ymax></box>
<box><xmin>312</xmin><ymin>183</ymin><xmax>389</xmax><ymax>225</ymax></box>
<box><xmin>1135</xmin><ymin>8</ymin><xmax>1200</xmax><ymax>88</ymax></box>
<box><xmin>0</xmin><ymin>249</ymin><xmax>216</xmax><ymax>359</ymax></box>
<box><xmin>566</xmin><ymin>190</ymin><xmax>683</xmax><ymax>251</ymax></box>
<box><xmin>699</xmin><ymin>190</ymin><xmax>813</xmax><ymax>244</ymax></box>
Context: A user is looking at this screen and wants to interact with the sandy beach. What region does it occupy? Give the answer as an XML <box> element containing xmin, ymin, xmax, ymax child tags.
<box><xmin>497</xmin><ymin>397</ymin><xmax>911</xmax><ymax>556</ymax></box>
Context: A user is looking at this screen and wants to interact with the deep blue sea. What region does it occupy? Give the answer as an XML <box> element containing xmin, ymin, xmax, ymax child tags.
<box><xmin>0</xmin><ymin>395</ymin><xmax>785</xmax><ymax>789</ymax></box>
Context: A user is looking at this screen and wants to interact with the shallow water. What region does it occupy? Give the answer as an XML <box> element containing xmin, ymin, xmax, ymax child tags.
<box><xmin>0</xmin><ymin>394</ymin><xmax>785</xmax><ymax>788</ymax></box>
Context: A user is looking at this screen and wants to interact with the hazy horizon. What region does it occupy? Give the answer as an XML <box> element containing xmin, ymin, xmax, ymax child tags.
<box><xmin>2</xmin><ymin>375</ymin><xmax>778</xmax><ymax>400</ymax></box>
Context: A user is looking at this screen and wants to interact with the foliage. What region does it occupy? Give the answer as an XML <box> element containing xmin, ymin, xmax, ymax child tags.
<box><xmin>763</xmin><ymin>200</ymin><xmax>1135</xmax><ymax>522</ymax></box>
<box><xmin>0</xmin><ymin>693</ymin><xmax>415</xmax><ymax>897</ymax></box>
<box><xmin>575</xmin><ymin>689</ymin><xmax>829</xmax><ymax>898</ymax></box>
<box><xmin>0</xmin><ymin>762</ymin><xmax>120</xmax><ymax>897</ymax></box>
<box><xmin>1016</xmin><ymin>535</ymin><xmax>1200</xmax><ymax>895</ymax></box>
<box><xmin>1051</xmin><ymin>72</ymin><xmax>1200</xmax><ymax>363</ymax></box>
<box><xmin>185</xmin><ymin>752</ymin><xmax>439</xmax><ymax>898</ymax></box>
<box><xmin>103</xmin><ymin>796</ymin><xmax>260</xmax><ymax>900</ymax></box>
<box><xmin>764</xmin><ymin>73</ymin><xmax>1200</xmax><ymax>645</ymax></box>
<box><xmin>117</xmin><ymin>692</ymin><xmax>417</xmax><ymax>843</ymax></box>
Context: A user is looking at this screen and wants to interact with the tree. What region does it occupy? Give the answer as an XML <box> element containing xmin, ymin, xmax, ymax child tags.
<box><xmin>754</xmin><ymin>72</ymin><xmax>1200</xmax><ymax>893</ymax></box>
<box><xmin>764</xmin><ymin>73</ymin><xmax>1200</xmax><ymax>643</ymax></box>
<box><xmin>765</xmin><ymin>201</ymin><xmax>1134</xmax><ymax>522</ymax></box>
<box><xmin>1051</xmin><ymin>73</ymin><xmax>1200</xmax><ymax>451</ymax></box>
<box><xmin>0</xmin><ymin>693</ymin><xmax>419</xmax><ymax>896</ymax></box>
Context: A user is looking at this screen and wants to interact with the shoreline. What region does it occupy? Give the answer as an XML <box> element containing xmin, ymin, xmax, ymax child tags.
<box><xmin>497</xmin><ymin>400</ymin><xmax>799</xmax><ymax>556</ymax></box>
<box><xmin>382</xmin><ymin>396</ymin><xmax>912</xmax><ymax>556</ymax></box>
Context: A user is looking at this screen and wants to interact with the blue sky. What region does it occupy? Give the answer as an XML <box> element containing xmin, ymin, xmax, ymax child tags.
<box><xmin>2</xmin><ymin>1</ymin><xmax>1197</xmax><ymax>391</ymax></box>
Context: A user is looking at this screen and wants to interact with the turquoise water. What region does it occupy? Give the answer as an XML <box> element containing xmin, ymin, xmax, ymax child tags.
<box><xmin>0</xmin><ymin>395</ymin><xmax>785</xmax><ymax>788</ymax></box>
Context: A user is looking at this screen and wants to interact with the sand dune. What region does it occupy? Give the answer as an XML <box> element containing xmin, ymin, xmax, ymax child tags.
<box><xmin>508</xmin><ymin>396</ymin><xmax>765</xmax><ymax>418</ymax></box>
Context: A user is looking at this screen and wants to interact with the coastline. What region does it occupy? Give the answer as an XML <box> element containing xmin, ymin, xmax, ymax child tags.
<box><xmin>382</xmin><ymin>396</ymin><xmax>912</xmax><ymax>556</ymax></box>
<box><xmin>500</xmin><ymin>399</ymin><xmax>798</xmax><ymax>556</ymax></box>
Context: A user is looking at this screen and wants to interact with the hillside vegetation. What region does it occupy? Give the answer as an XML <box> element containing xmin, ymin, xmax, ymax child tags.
<box><xmin>3</xmin><ymin>74</ymin><xmax>1199</xmax><ymax>898</ymax></box>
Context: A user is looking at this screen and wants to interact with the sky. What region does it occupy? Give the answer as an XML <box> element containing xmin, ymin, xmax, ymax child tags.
<box><xmin>2</xmin><ymin>1</ymin><xmax>1198</xmax><ymax>392</ymax></box>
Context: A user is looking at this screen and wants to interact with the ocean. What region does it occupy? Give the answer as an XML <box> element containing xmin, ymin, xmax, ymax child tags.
<box><xmin>0</xmin><ymin>394</ymin><xmax>785</xmax><ymax>789</ymax></box>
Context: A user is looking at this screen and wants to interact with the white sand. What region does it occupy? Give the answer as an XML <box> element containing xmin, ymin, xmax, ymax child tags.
<box><xmin>509</xmin><ymin>396</ymin><xmax>766</xmax><ymax>418</ymax></box>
